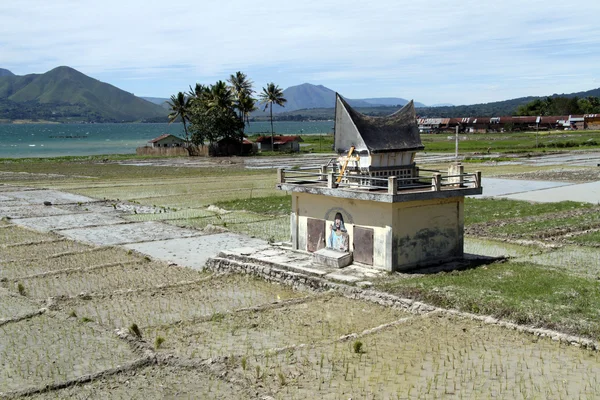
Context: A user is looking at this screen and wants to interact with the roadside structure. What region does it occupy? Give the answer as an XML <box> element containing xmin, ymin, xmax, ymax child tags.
<box><xmin>277</xmin><ymin>94</ymin><xmax>482</xmax><ymax>271</ymax></box>
<box><xmin>255</xmin><ymin>135</ymin><xmax>303</xmax><ymax>152</ymax></box>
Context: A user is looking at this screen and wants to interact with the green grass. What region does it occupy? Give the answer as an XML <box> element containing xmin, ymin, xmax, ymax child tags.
<box><xmin>571</xmin><ymin>231</ymin><xmax>600</xmax><ymax>246</ymax></box>
<box><xmin>376</xmin><ymin>261</ymin><xmax>600</xmax><ymax>339</ymax></box>
<box><xmin>214</xmin><ymin>195</ymin><xmax>291</xmax><ymax>215</ymax></box>
<box><xmin>464</xmin><ymin>198</ymin><xmax>592</xmax><ymax>225</ymax></box>
<box><xmin>421</xmin><ymin>130</ymin><xmax>600</xmax><ymax>154</ymax></box>
<box><xmin>489</xmin><ymin>211</ymin><xmax>600</xmax><ymax>238</ymax></box>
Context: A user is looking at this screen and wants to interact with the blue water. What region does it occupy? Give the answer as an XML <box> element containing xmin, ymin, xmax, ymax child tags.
<box><xmin>0</xmin><ymin>121</ymin><xmax>333</xmax><ymax>158</ymax></box>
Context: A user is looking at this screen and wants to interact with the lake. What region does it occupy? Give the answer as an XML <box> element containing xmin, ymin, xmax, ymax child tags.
<box><xmin>0</xmin><ymin>121</ymin><xmax>334</xmax><ymax>158</ymax></box>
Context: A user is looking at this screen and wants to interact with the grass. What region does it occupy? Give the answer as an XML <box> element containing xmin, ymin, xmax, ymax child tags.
<box><xmin>421</xmin><ymin>130</ymin><xmax>600</xmax><ymax>154</ymax></box>
<box><xmin>464</xmin><ymin>198</ymin><xmax>592</xmax><ymax>225</ymax></box>
<box><xmin>376</xmin><ymin>260</ymin><xmax>600</xmax><ymax>339</ymax></box>
<box><xmin>573</xmin><ymin>230</ymin><xmax>600</xmax><ymax>245</ymax></box>
<box><xmin>488</xmin><ymin>210</ymin><xmax>600</xmax><ymax>238</ymax></box>
<box><xmin>214</xmin><ymin>195</ymin><xmax>292</xmax><ymax>215</ymax></box>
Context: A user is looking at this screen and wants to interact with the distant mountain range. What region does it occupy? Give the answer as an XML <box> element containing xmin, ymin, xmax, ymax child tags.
<box><xmin>0</xmin><ymin>67</ymin><xmax>168</xmax><ymax>122</ymax></box>
<box><xmin>1</xmin><ymin>66</ymin><xmax>599</xmax><ymax>122</ymax></box>
<box><xmin>142</xmin><ymin>83</ymin><xmax>430</xmax><ymax>114</ymax></box>
<box><xmin>262</xmin><ymin>83</ymin><xmax>428</xmax><ymax>113</ymax></box>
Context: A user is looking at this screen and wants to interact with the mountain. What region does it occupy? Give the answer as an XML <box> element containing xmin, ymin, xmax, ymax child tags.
<box><xmin>273</xmin><ymin>86</ymin><xmax>600</xmax><ymax>120</ymax></box>
<box><xmin>430</xmin><ymin>103</ymin><xmax>454</xmax><ymax>107</ymax></box>
<box><xmin>0</xmin><ymin>66</ymin><xmax>168</xmax><ymax>122</ymax></box>
<box><xmin>0</xmin><ymin>68</ymin><xmax>14</xmax><ymax>77</ymax></box>
<box><xmin>361</xmin><ymin>97</ymin><xmax>427</xmax><ymax>108</ymax></box>
<box><xmin>141</xmin><ymin>96</ymin><xmax>170</xmax><ymax>109</ymax></box>
<box><xmin>265</xmin><ymin>83</ymin><xmax>374</xmax><ymax>113</ymax></box>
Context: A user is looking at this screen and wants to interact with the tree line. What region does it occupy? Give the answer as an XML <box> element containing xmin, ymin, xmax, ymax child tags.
<box><xmin>516</xmin><ymin>96</ymin><xmax>600</xmax><ymax>116</ymax></box>
<box><xmin>167</xmin><ymin>72</ymin><xmax>287</xmax><ymax>155</ymax></box>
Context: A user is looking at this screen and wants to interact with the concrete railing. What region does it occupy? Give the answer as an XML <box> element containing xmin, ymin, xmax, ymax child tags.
<box><xmin>278</xmin><ymin>165</ymin><xmax>481</xmax><ymax>193</ymax></box>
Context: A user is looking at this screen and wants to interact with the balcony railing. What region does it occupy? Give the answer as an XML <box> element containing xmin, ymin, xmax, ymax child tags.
<box><xmin>277</xmin><ymin>165</ymin><xmax>481</xmax><ymax>194</ymax></box>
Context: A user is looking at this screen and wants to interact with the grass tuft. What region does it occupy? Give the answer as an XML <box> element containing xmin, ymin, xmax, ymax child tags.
<box><xmin>129</xmin><ymin>323</ymin><xmax>142</xmax><ymax>339</ymax></box>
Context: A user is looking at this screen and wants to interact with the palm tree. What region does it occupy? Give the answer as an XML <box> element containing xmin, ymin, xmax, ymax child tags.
<box><xmin>167</xmin><ymin>91</ymin><xmax>192</xmax><ymax>145</ymax></box>
<box><xmin>228</xmin><ymin>71</ymin><xmax>256</xmax><ymax>123</ymax></box>
<box><xmin>238</xmin><ymin>91</ymin><xmax>257</xmax><ymax>126</ymax></box>
<box><xmin>228</xmin><ymin>72</ymin><xmax>257</xmax><ymax>152</ymax></box>
<box><xmin>188</xmin><ymin>83</ymin><xmax>208</xmax><ymax>100</ymax></box>
<box><xmin>259</xmin><ymin>83</ymin><xmax>287</xmax><ymax>150</ymax></box>
<box><xmin>206</xmin><ymin>80</ymin><xmax>233</xmax><ymax>110</ymax></box>
<box><xmin>228</xmin><ymin>71</ymin><xmax>253</xmax><ymax>99</ymax></box>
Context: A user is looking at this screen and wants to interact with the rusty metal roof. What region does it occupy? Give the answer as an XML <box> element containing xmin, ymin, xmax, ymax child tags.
<box><xmin>255</xmin><ymin>135</ymin><xmax>303</xmax><ymax>144</ymax></box>
<box><xmin>148</xmin><ymin>134</ymin><xmax>183</xmax><ymax>143</ymax></box>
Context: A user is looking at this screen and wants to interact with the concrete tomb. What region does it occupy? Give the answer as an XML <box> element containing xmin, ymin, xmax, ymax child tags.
<box><xmin>277</xmin><ymin>94</ymin><xmax>483</xmax><ymax>272</ymax></box>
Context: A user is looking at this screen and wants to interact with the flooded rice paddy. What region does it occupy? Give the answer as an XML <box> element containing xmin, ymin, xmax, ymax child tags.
<box><xmin>2</xmin><ymin>225</ymin><xmax>600</xmax><ymax>398</ymax></box>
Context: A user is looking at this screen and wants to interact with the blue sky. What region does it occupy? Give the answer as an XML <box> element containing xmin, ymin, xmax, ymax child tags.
<box><xmin>1</xmin><ymin>0</ymin><xmax>599</xmax><ymax>106</ymax></box>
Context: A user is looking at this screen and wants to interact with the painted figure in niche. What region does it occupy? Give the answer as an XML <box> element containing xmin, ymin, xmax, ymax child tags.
<box><xmin>328</xmin><ymin>212</ymin><xmax>349</xmax><ymax>252</ymax></box>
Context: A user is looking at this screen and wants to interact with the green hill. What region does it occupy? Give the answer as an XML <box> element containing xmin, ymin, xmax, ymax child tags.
<box><xmin>0</xmin><ymin>66</ymin><xmax>168</xmax><ymax>122</ymax></box>
<box><xmin>272</xmin><ymin>88</ymin><xmax>600</xmax><ymax>120</ymax></box>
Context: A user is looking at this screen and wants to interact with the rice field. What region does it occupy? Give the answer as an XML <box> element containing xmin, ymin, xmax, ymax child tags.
<box><xmin>2</xmin><ymin>221</ymin><xmax>600</xmax><ymax>398</ymax></box>
<box><xmin>147</xmin><ymin>295</ymin><xmax>411</xmax><ymax>361</ymax></box>
<box><xmin>0</xmin><ymin>314</ymin><xmax>137</xmax><ymax>393</ymax></box>
<box><xmin>3</xmin><ymin>157</ymin><xmax>600</xmax><ymax>398</ymax></box>
<box><xmin>0</xmin><ymin>239</ymin><xmax>92</xmax><ymax>262</ymax></box>
<box><xmin>238</xmin><ymin>314</ymin><xmax>600</xmax><ymax>399</ymax></box>
<box><xmin>0</xmin><ymin>291</ymin><xmax>40</xmax><ymax>320</ymax></box>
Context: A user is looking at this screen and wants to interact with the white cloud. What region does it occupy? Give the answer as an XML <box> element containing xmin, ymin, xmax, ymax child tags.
<box><xmin>1</xmin><ymin>0</ymin><xmax>599</xmax><ymax>104</ymax></box>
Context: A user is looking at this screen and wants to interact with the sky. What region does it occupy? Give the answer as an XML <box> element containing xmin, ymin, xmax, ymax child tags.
<box><xmin>1</xmin><ymin>0</ymin><xmax>600</xmax><ymax>106</ymax></box>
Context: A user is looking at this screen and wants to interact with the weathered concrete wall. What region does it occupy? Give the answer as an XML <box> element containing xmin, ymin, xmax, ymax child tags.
<box><xmin>291</xmin><ymin>192</ymin><xmax>465</xmax><ymax>272</ymax></box>
<box><xmin>392</xmin><ymin>197</ymin><xmax>463</xmax><ymax>270</ymax></box>
<box><xmin>292</xmin><ymin>192</ymin><xmax>393</xmax><ymax>269</ymax></box>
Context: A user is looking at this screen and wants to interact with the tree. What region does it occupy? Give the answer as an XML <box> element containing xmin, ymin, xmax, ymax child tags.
<box><xmin>577</xmin><ymin>97</ymin><xmax>600</xmax><ymax>114</ymax></box>
<box><xmin>166</xmin><ymin>92</ymin><xmax>192</xmax><ymax>146</ymax></box>
<box><xmin>259</xmin><ymin>83</ymin><xmax>287</xmax><ymax>150</ymax></box>
<box><xmin>228</xmin><ymin>72</ymin><xmax>257</xmax><ymax>152</ymax></box>
<box><xmin>189</xmin><ymin>103</ymin><xmax>244</xmax><ymax>147</ymax></box>
<box><xmin>188</xmin><ymin>81</ymin><xmax>244</xmax><ymax>152</ymax></box>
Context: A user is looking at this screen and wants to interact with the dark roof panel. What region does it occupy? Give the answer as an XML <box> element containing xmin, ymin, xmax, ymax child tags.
<box><xmin>337</xmin><ymin>94</ymin><xmax>423</xmax><ymax>153</ymax></box>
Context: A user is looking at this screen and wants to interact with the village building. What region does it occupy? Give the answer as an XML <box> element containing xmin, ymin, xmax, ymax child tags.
<box><xmin>418</xmin><ymin>114</ymin><xmax>600</xmax><ymax>133</ymax></box>
<box><xmin>277</xmin><ymin>94</ymin><xmax>482</xmax><ymax>271</ymax></box>
<box><xmin>136</xmin><ymin>133</ymin><xmax>208</xmax><ymax>156</ymax></box>
<box><xmin>255</xmin><ymin>135</ymin><xmax>303</xmax><ymax>152</ymax></box>
<box><xmin>211</xmin><ymin>138</ymin><xmax>256</xmax><ymax>156</ymax></box>
<box><xmin>148</xmin><ymin>134</ymin><xmax>186</xmax><ymax>148</ymax></box>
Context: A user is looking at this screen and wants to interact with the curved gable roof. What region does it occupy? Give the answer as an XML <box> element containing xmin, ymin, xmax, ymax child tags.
<box><xmin>336</xmin><ymin>94</ymin><xmax>424</xmax><ymax>153</ymax></box>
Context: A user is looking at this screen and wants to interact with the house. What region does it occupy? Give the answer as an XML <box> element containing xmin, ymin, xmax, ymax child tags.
<box><xmin>255</xmin><ymin>135</ymin><xmax>303</xmax><ymax>152</ymax></box>
<box><xmin>276</xmin><ymin>93</ymin><xmax>482</xmax><ymax>271</ymax></box>
<box><xmin>148</xmin><ymin>134</ymin><xmax>186</xmax><ymax>148</ymax></box>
